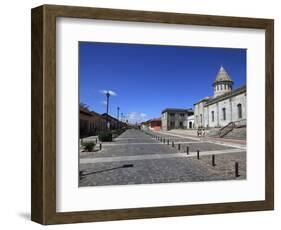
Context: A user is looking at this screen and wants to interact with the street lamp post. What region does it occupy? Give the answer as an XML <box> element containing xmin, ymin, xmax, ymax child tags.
<box><xmin>117</xmin><ymin>107</ymin><xmax>120</xmax><ymax>120</ymax></box>
<box><xmin>106</xmin><ymin>91</ymin><xmax>110</xmax><ymax>114</ymax></box>
<box><xmin>117</xmin><ymin>107</ymin><xmax>120</xmax><ymax>130</ymax></box>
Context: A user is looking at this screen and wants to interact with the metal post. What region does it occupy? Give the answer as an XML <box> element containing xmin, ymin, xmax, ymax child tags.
<box><xmin>197</xmin><ymin>150</ymin><xmax>200</xmax><ymax>159</ymax></box>
<box><xmin>117</xmin><ymin>106</ymin><xmax>120</xmax><ymax>130</ymax></box>
<box><xmin>163</xmin><ymin>138</ymin><xmax>165</xmax><ymax>143</ymax></box>
<box><xmin>106</xmin><ymin>92</ymin><xmax>110</xmax><ymax>114</ymax></box>
<box><xmin>235</xmin><ymin>162</ymin><xmax>240</xmax><ymax>177</ymax></box>
<box><xmin>167</xmin><ymin>140</ymin><xmax>169</xmax><ymax>145</ymax></box>
<box><xmin>100</xmin><ymin>143</ymin><xmax>102</xmax><ymax>150</ymax></box>
<box><xmin>186</xmin><ymin>146</ymin><xmax>189</xmax><ymax>155</ymax></box>
<box><xmin>212</xmin><ymin>154</ymin><xmax>216</xmax><ymax>166</ymax></box>
<box><xmin>178</xmin><ymin>143</ymin><xmax>181</xmax><ymax>150</ymax></box>
<box><xmin>172</xmin><ymin>141</ymin><xmax>174</xmax><ymax>147</ymax></box>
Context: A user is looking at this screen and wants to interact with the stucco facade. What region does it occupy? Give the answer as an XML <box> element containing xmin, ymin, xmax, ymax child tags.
<box><xmin>161</xmin><ymin>108</ymin><xmax>194</xmax><ymax>131</ymax></box>
<box><xmin>194</xmin><ymin>66</ymin><xmax>246</xmax><ymax>128</ymax></box>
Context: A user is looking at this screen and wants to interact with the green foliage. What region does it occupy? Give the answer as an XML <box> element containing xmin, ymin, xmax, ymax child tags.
<box><xmin>98</xmin><ymin>132</ymin><xmax>113</xmax><ymax>142</ymax></box>
<box><xmin>82</xmin><ymin>141</ymin><xmax>96</xmax><ymax>152</ymax></box>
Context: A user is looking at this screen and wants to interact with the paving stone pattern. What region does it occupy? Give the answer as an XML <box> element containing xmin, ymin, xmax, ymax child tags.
<box><xmin>79</xmin><ymin>129</ymin><xmax>246</xmax><ymax>187</ymax></box>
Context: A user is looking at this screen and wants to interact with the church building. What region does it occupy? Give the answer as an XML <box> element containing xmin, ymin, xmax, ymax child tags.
<box><xmin>194</xmin><ymin>66</ymin><xmax>246</xmax><ymax>129</ymax></box>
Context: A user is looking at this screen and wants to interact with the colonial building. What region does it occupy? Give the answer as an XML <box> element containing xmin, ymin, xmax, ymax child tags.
<box><xmin>102</xmin><ymin>113</ymin><xmax>120</xmax><ymax>130</ymax></box>
<box><xmin>79</xmin><ymin>106</ymin><xmax>107</xmax><ymax>137</ymax></box>
<box><xmin>194</xmin><ymin>66</ymin><xmax>246</xmax><ymax>128</ymax></box>
<box><xmin>161</xmin><ymin>108</ymin><xmax>194</xmax><ymax>131</ymax></box>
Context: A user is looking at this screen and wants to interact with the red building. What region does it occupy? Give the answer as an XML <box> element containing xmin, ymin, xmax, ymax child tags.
<box><xmin>141</xmin><ymin>118</ymin><xmax>161</xmax><ymax>131</ymax></box>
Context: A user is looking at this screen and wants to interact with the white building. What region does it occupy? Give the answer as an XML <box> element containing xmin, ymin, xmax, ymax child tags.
<box><xmin>187</xmin><ymin>115</ymin><xmax>194</xmax><ymax>129</ymax></box>
<box><xmin>161</xmin><ymin>108</ymin><xmax>194</xmax><ymax>131</ymax></box>
<box><xmin>194</xmin><ymin>66</ymin><xmax>246</xmax><ymax>128</ymax></box>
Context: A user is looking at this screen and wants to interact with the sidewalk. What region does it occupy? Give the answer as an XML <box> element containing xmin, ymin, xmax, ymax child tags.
<box><xmin>155</xmin><ymin>129</ymin><xmax>246</xmax><ymax>149</ymax></box>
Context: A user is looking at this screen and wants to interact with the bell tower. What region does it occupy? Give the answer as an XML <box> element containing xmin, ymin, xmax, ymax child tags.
<box><xmin>213</xmin><ymin>65</ymin><xmax>233</xmax><ymax>98</ymax></box>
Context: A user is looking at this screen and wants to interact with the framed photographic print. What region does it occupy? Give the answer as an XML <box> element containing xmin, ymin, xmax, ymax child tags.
<box><xmin>31</xmin><ymin>4</ymin><xmax>274</xmax><ymax>225</ymax></box>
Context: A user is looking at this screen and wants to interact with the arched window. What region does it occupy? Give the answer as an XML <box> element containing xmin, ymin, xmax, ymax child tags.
<box><xmin>237</xmin><ymin>104</ymin><xmax>242</xmax><ymax>119</ymax></box>
<box><xmin>211</xmin><ymin>111</ymin><xmax>214</xmax><ymax>122</ymax></box>
<box><xmin>222</xmin><ymin>108</ymin><xmax>226</xmax><ymax>120</ymax></box>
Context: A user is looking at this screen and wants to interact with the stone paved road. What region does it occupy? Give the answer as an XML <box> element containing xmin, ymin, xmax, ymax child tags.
<box><xmin>79</xmin><ymin>129</ymin><xmax>246</xmax><ymax>187</ymax></box>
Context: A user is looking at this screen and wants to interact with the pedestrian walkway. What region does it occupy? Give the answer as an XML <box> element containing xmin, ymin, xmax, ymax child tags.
<box><xmin>80</xmin><ymin>148</ymin><xmax>245</xmax><ymax>164</ymax></box>
<box><xmin>155</xmin><ymin>129</ymin><xmax>246</xmax><ymax>149</ymax></box>
<box><xmin>79</xmin><ymin>129</ymin><xmax>246</xmax><ymax>187</ymax></box>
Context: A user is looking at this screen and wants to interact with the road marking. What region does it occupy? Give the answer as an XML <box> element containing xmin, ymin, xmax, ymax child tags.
<box><xmin>80</xmin><ymin>148</ymin><xmax>245</xmax><ymax>164</ymax></box>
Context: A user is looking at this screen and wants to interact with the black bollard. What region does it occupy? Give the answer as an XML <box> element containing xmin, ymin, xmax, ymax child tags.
<box><xmin>172</xmin><ymin>141</ymin><xmax>174</xmax><ymax>147</ymax></box>
<box><xmin>167</xmin><ymin>140</ymin><xmax>169</xmax><ymax>145</ymax></box>
<box><xmin>212</xmin><ymin>154</ymin><xmax>216</xmax><ymax>166</ymax></box>
<box><xmin>163</xmin><ymin>138</ymin><xmax>165</xmax><ymax>143</ymax></box>
<box><xmin>197</xmin><ymin>150</ymin><xmax>200</xmax><ymax>159</ymax></box>
<box><xmin>235</xmin><ymin>162</ymin><xmax>240</xmax><ymax>177</ymax></box>
<box><xmin>178</xmin><ymin>143</ymin><xmax>181</xmax><ymax>150</ymax></box>
<box><xmin>186</xmin><ymin>146</ymin><xmax>189</xmax><ymax>155</ymax></box>
<box><xmin>100</xmin><ymin>143</ymin><xmax>102</xmax><ymax>150</ymax></box>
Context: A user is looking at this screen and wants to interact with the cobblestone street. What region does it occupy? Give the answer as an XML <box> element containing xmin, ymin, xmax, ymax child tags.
<box><xmin>79</xmin><ymin>129</ymin><xmax>246</xmax><ymax>187</ymax></box>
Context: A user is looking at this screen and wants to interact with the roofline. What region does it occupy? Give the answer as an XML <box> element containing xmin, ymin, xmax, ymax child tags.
<box><xmin>101</xmin><ymin>113</ymin><xmax>119</xmax><ymax>121</ymax></box>
<box><xmin>161</xmin><ymin>108</ymin><xmax>193</xmax><ymax>114</ymax></box>
<box><xmin>193</xmin><ymin>98</ymin><xmax>210</xmax><ymax>106</ymax></box>
<box><xmin>142</xmin><ymin>117</ymin><xmax>161</xmax><ymax>123</ymax></box>
<box><xmin>205</xmin><ymin>85</ymin><xmax>246</xmax><ymax>106</ymax></box>
<box><xmin>80</xmin><ymin>108</ymin><xmax>92</xmax><ymax>116</ymax></box>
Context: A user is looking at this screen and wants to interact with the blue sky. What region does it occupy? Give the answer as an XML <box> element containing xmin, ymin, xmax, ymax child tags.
<box><xmin>79</xmin><ymin>42</ymin><xmax>246</xmax><ymax>124</ymax></box>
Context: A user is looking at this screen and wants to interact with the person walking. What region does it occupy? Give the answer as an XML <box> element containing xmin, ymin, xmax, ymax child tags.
<box><xmin>202</xmin><ymin>128</ymin><xmax>205</xmax><ymax>137</ymax></box>
<box><xmin>197</xmin><ymin>128</ymin><xmax>201</xmax><ymax>136</ymax></box>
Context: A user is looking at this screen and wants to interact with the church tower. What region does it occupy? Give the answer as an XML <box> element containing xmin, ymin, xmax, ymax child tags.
<box><xmin>213</xmin><ymin>65</ymin><xmax>233</xmax><ymax>98</ymax></box>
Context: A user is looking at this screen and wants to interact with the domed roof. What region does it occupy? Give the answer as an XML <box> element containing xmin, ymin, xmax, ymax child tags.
<box><xmin>213</xmin><ymin>65</ymin><xmax>233</xmax><ymax>85</ymax></box>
